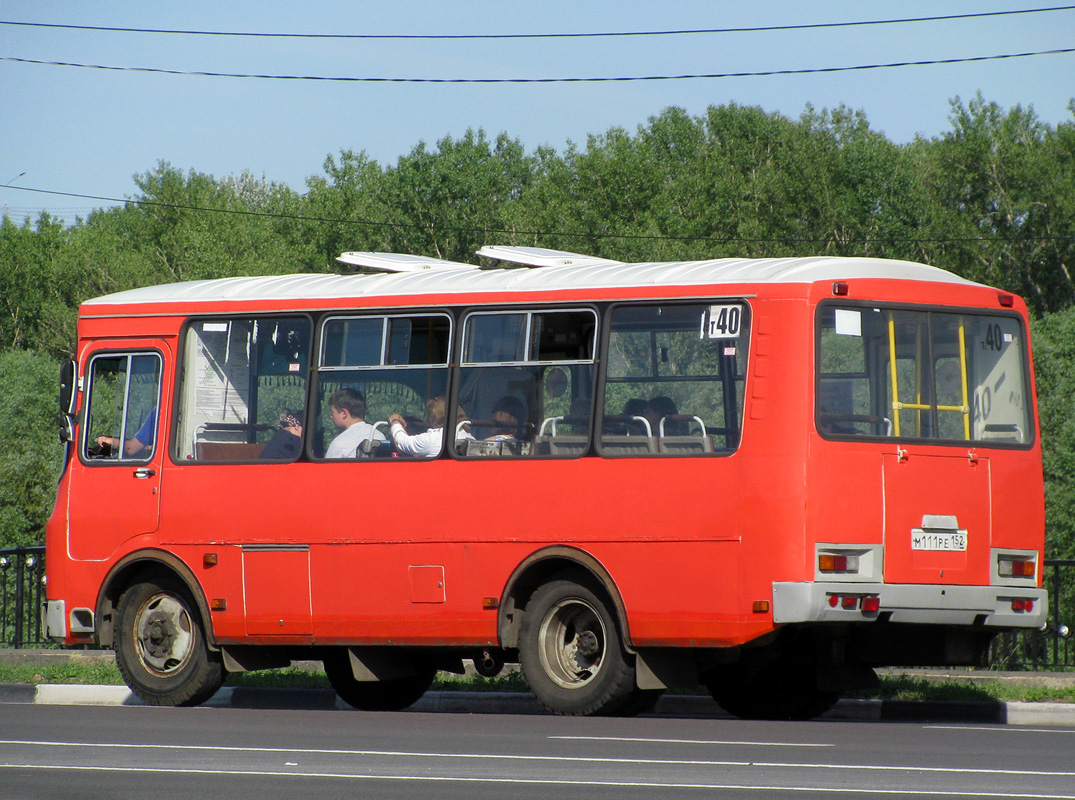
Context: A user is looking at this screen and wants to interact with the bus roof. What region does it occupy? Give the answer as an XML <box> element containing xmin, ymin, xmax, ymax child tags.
<box><xmin>82</xmin><ymin>254</ymin><xmax>983</xmax><ymax>308</ymax></box>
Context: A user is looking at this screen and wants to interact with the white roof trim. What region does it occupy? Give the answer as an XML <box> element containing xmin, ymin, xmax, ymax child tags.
<box><xmin>477</xmin><ymin>245</ymin><xmax>624</xmax><ymax>269</ymax></box>
<box><xmin>336</xmin><ymin>251</ymin><xmax>479</xmax><ymax>273</ymax></box>
<box><xmin>82</xmin><ymin>254</ymin><xmax>985</xmax><ymax>308</ymax></box>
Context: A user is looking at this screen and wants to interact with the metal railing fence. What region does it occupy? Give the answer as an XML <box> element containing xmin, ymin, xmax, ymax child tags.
<box><xmin>989</xmin><ymin>559</ymin><xmax>1075</xmax><ymax>670</ymax></box>
<box><xmin>0</xmin><ymin>546</ymin><xmax>46</xmax><ymax>649</ymax></box>
<box><xmin>3</xmin><ymin>547</ymin><xmax>1073</xmax><ymax>668</ymax></box>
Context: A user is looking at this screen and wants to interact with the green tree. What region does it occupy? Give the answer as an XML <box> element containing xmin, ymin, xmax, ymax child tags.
<box><xmin>376</xmin><ymin>130</ymin><xmax>538</xmax><ymax>262</ymax></box>
<box><xmin>1030</xmin><ymin>308</ymin><xmax>1075</xmax><ymax>560</ymax></box>
<box><xmin>303</xmin><ymin>149</ymin><xmax>390</xmax><ymax>265</ymax></box>
<box><xmin>916</xmin><ymin>95</ymin><xmax>1075</xmax><ymax>314</ymax></box>
<box><xmin>0</xmin><ymin>214</ymin><xmax>71</xmax><ymax>354</ymax></box>
<box><xmin>0</xmin><ymin>350</ymin><xmax>62</xmax><ymax>548</ymax></box>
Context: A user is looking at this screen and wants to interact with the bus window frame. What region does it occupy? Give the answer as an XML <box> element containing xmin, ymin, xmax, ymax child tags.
<box><xmin>459</xmin><ymin>307</ymin><xmax>599</xmax><ymax>368</ymax></box>
<box><xmin>454</xmin><ymin>305</ymin><xmax>599</xmax><ymax>459</ymax></box>
<box><xmin>172</xmin><ymin>313</ymin><xmax>314</xmax><ymax>465</ymax></box>
<box><xmin>80</xmin><ymin>348</ymin><xmax>163</xmax><ymax>467</ymax></box>
<box><xmin>319</xmin><ymin>311</ymin><xmax>453</xmax><ymax>372</ymax></box>
<box><xmin>595</xmin><ymin>297</ymin><xmax>752</xmax><ymax>459</ymax></box>
<box><xmin>814</xmin><ymin>299</ymin><xmax>1036</xmax><ymax>449</ymax></box>
<box><xmin>312</xmin><ymin>310</ymin><xmax>454</xmax><ymax>461</ymax></box>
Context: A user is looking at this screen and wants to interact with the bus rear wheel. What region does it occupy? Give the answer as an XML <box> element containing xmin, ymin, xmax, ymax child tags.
<box><xmin>519</xmin><ymin>576</ymin><xmax>636</xmax><ymax>716</ymax></box>
<box><xmin>706</xmin><ymin>667</ymin><xmax>839</xmax><ymax>721</ymax></box>
<box><xmin>323</xmin><ymin>651</ymin><xmax>436</xmax><ymax>711</ymax></box>
<box><xmin>114</xmin><ymin>576</ymin><xmax>224</xmax><ymax>707</ymax></box>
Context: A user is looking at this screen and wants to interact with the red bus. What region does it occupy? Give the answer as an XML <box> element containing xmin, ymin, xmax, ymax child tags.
<box><xmin>44</xmin><ymin>246</ymin><xmax>1047</xmax><ymax>719</ymax></box>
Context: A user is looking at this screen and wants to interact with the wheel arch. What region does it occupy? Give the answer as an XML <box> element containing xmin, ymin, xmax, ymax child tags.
<box><xmin>498</xmin><ymin>546</ymin><xmax>633</xmax><ymax>652</ymax></box>
<box><xmin>95</xmin><ymin>549</ymin><xmax>216</xmax><ymax>649</ymax></box>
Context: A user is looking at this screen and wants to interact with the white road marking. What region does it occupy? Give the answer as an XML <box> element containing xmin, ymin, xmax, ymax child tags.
<box><xmin>926</xmin><ymin>725</ymin><xmax>1075</xmax><ymax>734</ymax></box>
<box><xmin>1</xmin><ymin>763</ymin><xmax>1074</xmax><ymax>798</ymax></box>
<box><xmin>1</xmin><ymin>739</ymin><xmax>1074</xmax><ymax>779</ymax></box>
<box><xmin>550</xmin><ymin>735</ymin><xmax>834</xmax><ymax>747</ymax></box>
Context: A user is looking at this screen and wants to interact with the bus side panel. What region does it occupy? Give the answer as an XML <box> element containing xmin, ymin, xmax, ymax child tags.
<box><xmin>989</xmin><ymin>451</ymin><xmax>1046</xmax><ymax>556</ymax></box>
<box><xmin>735</xmin><ymin>299</ymin><xmax>815</xmax><ymax>593</ymax></box>
<box><xmin>159</xmin><ymin>455</ymin><xmax>773</xmax><ymax>648</ymax></box>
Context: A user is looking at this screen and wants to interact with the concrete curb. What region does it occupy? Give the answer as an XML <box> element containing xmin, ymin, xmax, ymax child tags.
<box><xmin>3</xmin><ymin>683</ymin><xmax>1074</xmax><ymax>725</ymax></box>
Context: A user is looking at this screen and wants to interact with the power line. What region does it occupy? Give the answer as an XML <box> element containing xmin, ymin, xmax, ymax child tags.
<box><xmin>1</xmin><ymin>6</ymin><xmax>1072</xmax><ymax>40</ymax></box>
<box><xmin>6</xmin><ymin>185</ymin><xmax>1071</xmax><ymax>246</ymax></box>
<box><xmin>3</xmin><ymin>48</ymin><xmax>1073</xmax><ymax>83</ymax></box>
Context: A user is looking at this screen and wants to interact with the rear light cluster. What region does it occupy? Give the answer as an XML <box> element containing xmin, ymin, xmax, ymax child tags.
<box><xmin>1011</xmin><ymin>598</ymin><xmax>1035</xmax><ymax>613</ymax></box>
<box><xmin>827</xmin><ymin>594</ymin><xmax>880</xmax><ymax>613</ymax></box>
<box><xmin>819</xmin><ymin>554</ymin><xmax>860</xmax><ymax>573</ymax></box>
<box><xmin>998</xmin><ymin>558</ymin><xmax>1036</xmax><ymax>579</ymax></box>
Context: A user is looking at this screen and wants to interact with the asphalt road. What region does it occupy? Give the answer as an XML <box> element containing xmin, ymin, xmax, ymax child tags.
<box><xmin>2</xmin><ymin>702</ymin><xmax>1074</xmax><ymax>800</ymax></box>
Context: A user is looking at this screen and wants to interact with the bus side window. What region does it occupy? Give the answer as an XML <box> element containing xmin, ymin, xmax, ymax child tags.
<box><xmin>176</xmin><ymin>317</ymin><xmax>311</xmax><ymax>462</ymax></box>
<box><xmin>83</xmin><ymin>353</ymin><xmax>161</xmax><ymax>462</ymax></box>
<box><xmin>316</xmin><ymin>313</ymin><xmax>452</xmax><ymax>460</ymax></box>
<box><xmin>600</xmin><ymin>302</ymin><xmax>749</xmax><ymax>457</ymax></box>
<box><xmin>458</xmin><ymin>309</ymin><xmax>597</xmax><ymax>459</ymax></box>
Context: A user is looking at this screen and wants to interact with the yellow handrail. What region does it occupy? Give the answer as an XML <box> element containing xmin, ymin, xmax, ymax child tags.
<box><xmin>888</xmin><ymin>314</ymin><xmax>901</xmax><ymax>436</ymax></box>
<box><xmin>886</xmin><ymin>312</ymin><xmax>972</xmax><ymax>440</ymax></box>
<box><xmin>958</xmin><ymin>319</ymin><xmax>971</xmax><ymax>440</ymax></box>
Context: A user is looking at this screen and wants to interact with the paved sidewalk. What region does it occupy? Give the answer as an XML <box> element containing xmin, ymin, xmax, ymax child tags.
<box><xmin>2</xmin><ymin>649</ymin><xmax>1073</xmax><ymax>725</ymax></box>
<box><xmin>1</xmin><ymin>682</ymin><xmax>1074</xmax><ymax>725</ymax></box>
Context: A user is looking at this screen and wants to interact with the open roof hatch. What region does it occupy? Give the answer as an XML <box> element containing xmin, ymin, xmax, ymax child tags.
<box><xmin>335</xmin><ymin>252</ymin><xmax>480</xmax><ymax>273</ymax></box>
<box><xmin>476</xmin><ymin>245</ymin><xmax>624</xmax><ymax>269</ymax></box>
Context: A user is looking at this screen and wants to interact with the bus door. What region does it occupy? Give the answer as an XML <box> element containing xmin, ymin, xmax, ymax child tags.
<box><xmin>68</xmin><ymin>343</ymin><xmax>169</xmax><ymax>561</ymax></box>
<box><xmin>882</xmin><ymin>451</ymin><xmax>990</xmax><ymax>585</ymax></box>
<box><xmin>877</xmin><ymin>309</ymin><xmax>996</xmax><ymax>586</ymax></box>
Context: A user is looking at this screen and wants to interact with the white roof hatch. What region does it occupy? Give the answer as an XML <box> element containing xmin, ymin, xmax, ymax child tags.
<box><xmin>476</xmin><ymin>245</ymin><xmax>624</xmax><ymax>269</ymax></box>
<box><xmin>336</xmin><ymin>251</ymin><xmax>479</xmax><ymax>273</ymax></box>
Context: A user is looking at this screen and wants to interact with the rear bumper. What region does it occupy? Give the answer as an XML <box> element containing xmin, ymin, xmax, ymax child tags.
<box><xmin>772</xmin><ymin>582</ymin><xmax>1047</xmax><ymax>629</ymax></box>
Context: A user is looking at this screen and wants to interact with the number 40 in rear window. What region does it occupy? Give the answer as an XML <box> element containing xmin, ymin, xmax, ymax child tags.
<box><xmin>705</xmin><ymin>304</ymin><xmax>743</xmax><ymax>339</ymax></box>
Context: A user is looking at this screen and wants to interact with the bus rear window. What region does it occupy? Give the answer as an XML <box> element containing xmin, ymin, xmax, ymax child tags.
<box><xmin>817</xmin><ymin>305</ymin><xmax>1033</xmax><ymax>444</ymax></box>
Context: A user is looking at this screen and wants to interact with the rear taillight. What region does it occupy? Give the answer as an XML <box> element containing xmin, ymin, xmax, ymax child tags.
<box><xmin>827</xmin><ymin>594</ymin><xmax>880</xmax><ymax>614</ymax></box>
<box><xmin>819</xmin><ymin>554</ymin><xmax>860</xmax><ymax>573</ymax></box>
<box><xmin>998</xmin><ymin>558</ymin><xmax>1036</xmax><ymax>579</ymax></box>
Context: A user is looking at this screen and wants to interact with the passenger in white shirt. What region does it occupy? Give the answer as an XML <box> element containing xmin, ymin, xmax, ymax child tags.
<box><xmin>325</xmin><ymin>388</ymin><xmax>376</xmax><ymax>458</ymax></box>
<box><xmin>389</xmin><ymin>396</ymin><xmax>471</xmax><ymax>458</ymax></box>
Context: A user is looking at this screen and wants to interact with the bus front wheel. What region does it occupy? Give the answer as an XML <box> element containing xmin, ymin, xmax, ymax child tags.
<box><xmin>114</xmin><ymin>576</ymin><xmax>224</xmax><ymax>707</ymax></box>
<box><xmin>519</xmin><ymin>576</ymin><xmax>636</xmax><ymax>716</ymax></box>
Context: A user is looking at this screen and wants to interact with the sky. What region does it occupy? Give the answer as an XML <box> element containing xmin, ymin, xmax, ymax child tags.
<box><xmin>1</xmin><ymin>1</ymin><xmax>1073</xmax><ymax>226</ymax></box>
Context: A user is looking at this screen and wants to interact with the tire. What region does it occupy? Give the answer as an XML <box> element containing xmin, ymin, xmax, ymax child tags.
<box><xmin>114</xmin><ymin>575</ymin><xmax>224</xmax><ymax>707</ymax></box>
<box><xmin>518</xmin><ymin>576</ymin><xmax>636</xmax><ymax>716</ymax></box>
<box><xmin>612</xmin><ymin>687</ymin><xmax>665</xmax><ymax>717</ymax></box>
<box><xmin>706</xmin><ymin>667</ymin><xmax>839</xmax><ymax>721</ymax></box>
<box><xmin>324</xmin><ymin>650</ymin><xmax>436</xmax><ymax>711</ymax></box>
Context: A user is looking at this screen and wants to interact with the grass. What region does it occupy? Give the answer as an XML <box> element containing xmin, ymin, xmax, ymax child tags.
<box><xmin>2</xmin><ymin>661</ymin><xmax>1073</xmax><ymax>703</ymax></box>
<box><xmin>847</xmin><ymin>674</ymin><xmax>1075</xmax><ymax>704</ymax></box>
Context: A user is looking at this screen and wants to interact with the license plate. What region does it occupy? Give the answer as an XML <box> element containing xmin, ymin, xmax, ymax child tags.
<box><xmin>911</xmin><ymin>531</ymin><xmax>967</xmax><ymax>551</ymax></box>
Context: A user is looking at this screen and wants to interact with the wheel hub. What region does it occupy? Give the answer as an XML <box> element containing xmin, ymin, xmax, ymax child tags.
<box><xmin>538</xmin><ymin>598</ymin><xmax>608</xmax><ymax>689</ymax></box>
<box><xmin>575</xmin><ymin>630</ymin><xmax>599</xmax><ymax>658</ymax></box>
<box><xmin>142</xmin><ymin>611</ymin><xmax>175</xmax><ymax>659</ymax></box>
<box><xmin>134</xmin><ymin>594</ymin><xmax>194</xmax><ymax>675</ymax></box>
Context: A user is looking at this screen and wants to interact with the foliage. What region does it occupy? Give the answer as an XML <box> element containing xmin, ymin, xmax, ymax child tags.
<box><xmin>0</xmin><ymin>350</ymin><xmax>63</xmax><ymax>547</ymax></box>
<box><xmin>1030</xmin><ymin>309</ymin><xmax>1075</xmax><ymax>560</ymax></box>
<box><xmin>2</xmin><ymin>96</ymin><xmax>1075</xmax><ymax>553</ymax></box>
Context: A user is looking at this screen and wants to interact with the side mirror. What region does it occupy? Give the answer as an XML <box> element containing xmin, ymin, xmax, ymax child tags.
<box><xmin>59</xmin><ymin>360</ymin><xmax>77</xmax><ymax>443</ymax></box>
<box><xmin>60</xmin><ymin>360</ymin><xmax>77</xmax><ymax>416</ymax></box>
